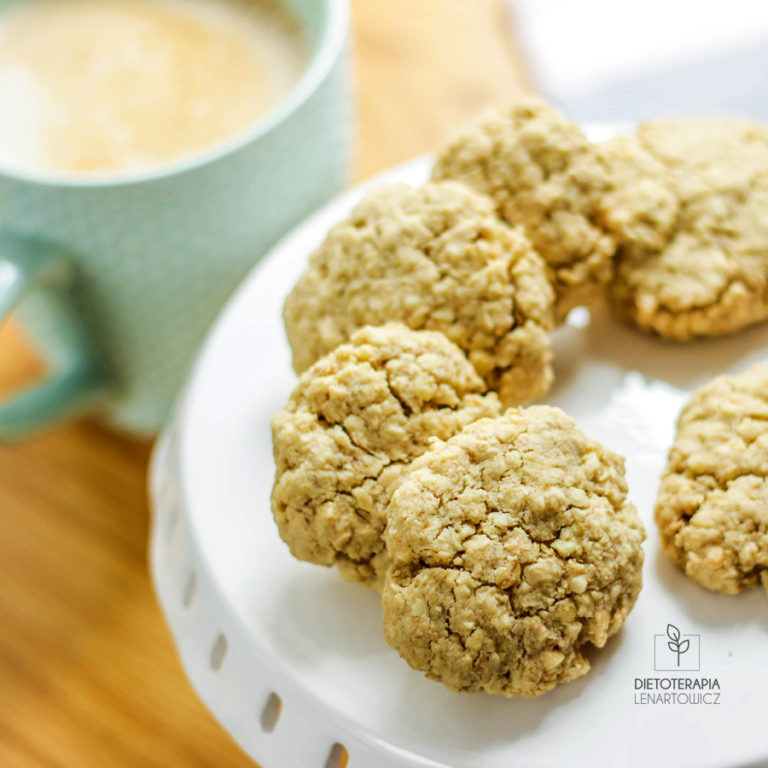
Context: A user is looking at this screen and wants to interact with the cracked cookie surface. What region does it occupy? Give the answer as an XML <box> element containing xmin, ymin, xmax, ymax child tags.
<box><xmin>655</xmin><ymin>365</ymin><xmax>768</xmax><ymax>596</ymax></box>
<box><xmin>382</xmin><ymin>406</ymin><xmax>645</xmax><ymax>697</ymax></box>
<box><xmin>432</xmin><ymin>99</ymin><xmax>616</xmax><ymax>321</ymax></box>
<box><xmin>284</xmin><ymin>181</ymin><xmax>555</xmax><ymax>407</ymax></box>
<box><xmin>271</xmin><ymin>324</ymin><xmax>501</xmax><ymax>589</ymax></box>
<box><xmin>599</xmin><ymin>118</ymin><xmax>768</xmax><ymax>339</ymax></box>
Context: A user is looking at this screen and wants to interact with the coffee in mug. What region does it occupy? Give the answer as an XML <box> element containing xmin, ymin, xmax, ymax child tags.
<box><xmin>0</xmin><ymin>0</ymin><xmax>308</xmax><ymax>175</ymax></box>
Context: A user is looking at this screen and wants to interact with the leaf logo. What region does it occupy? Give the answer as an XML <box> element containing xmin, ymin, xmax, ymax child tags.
<box><xmin>667</xmin><ymin>623</ymin><xmax>690</xmax><ymax>666</ymax></box>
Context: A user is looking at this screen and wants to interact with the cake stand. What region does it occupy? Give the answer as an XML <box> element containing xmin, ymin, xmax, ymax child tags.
<box><xmin>150</xmin><ymin>154</ymin><xmax>768</xmax><ymax>768</ymax></box>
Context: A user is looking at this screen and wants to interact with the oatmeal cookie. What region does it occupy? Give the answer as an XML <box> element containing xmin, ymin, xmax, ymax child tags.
<box><xmin>599</xmin><ymin>118</ymin><xmax>768</xmax><ymax>339</ymax></box>
<box><xmin>382</xmin><ymin>406</ymin><xmax>645</xmax><ymax>697</ymax></box>
<box><xmin>271</xmin><ymin>324</ymin><xmax>501</xmax><ymax>589</ymax></box>
<box><xmin>284</xmin><ymin>181</ymin><xmax>554</xmax><ymax>407</ymax></box>
<box><xmin>655</xmin><ymin>365</ymin><xmax>768</xmax><ymax>596</ymax></box>
<box><xmin>432</xmin><ymin>99</ymin><xmax>616</xmax><ymax>320</ymax></box>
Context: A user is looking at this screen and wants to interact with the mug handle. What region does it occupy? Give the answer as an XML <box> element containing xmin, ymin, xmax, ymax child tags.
<box><xmin>0</xmin><ymin>233</ymin><xmax>106</xmax><ymax>439</ymax></box>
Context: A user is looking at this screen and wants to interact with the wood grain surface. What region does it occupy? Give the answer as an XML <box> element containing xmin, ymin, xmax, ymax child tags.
<box><xmin>0</xmin><ymin>3</ymin><xmax>528</xmax><ymax>766</ymax></box>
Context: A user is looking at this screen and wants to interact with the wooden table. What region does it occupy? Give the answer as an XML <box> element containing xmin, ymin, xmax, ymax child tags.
<box><xmin>0</xmin><ymin>3</ymin><xmax>528</xmax><ymax>765</ymax></box>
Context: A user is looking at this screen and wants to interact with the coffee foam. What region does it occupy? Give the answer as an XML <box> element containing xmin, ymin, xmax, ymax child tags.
<box><xmin>0</xmin><ymin>0</ymin><xmax>307</xmax><ymax>175</ymax></box>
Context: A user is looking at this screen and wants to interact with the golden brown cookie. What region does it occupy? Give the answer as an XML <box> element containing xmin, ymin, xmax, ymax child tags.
<box><xmin>284</xmin><ymin>181</ymin><xmax>555</xmax><ymax>407</ymax></box>
<box><xmin>599</xmin><ymin>118</ymin><xmax>768</xmax><ymax>340</ymax></box>
<box><xmin>432</xmin><ymin>98</ymin><xmax>616</xmax><ymax>321</ymax></box>
<box><xmin>382</xmin><ymin>406</ymin><xmax>645</xmax><ymax>697</ymax></box>
<box><xmin>271</xmin><ymin>323</ymin><xmax>501</xmax><ymax>589</ymax></box>
<box><xmin>655</xmin><ymin>365</ymin><xmax>768</xmax><ymax>596</ymax></box>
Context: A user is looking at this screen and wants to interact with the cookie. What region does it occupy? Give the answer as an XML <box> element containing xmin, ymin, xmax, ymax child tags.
<box><xmin>599</xmin><ymin>118</ymin><xmax>768</xmax><ymax>340</ymax></box>
<box><xmin>382</xmin><ymin>406</ymin><xmax>645</xmax><ymax>697</ymax></box>
<box><xmin>283</xmin><ymin>181</ymin><xmax>555</xmax><ymax>407</ymax></box>
<box><xmin>271</xmin><ymin>323</ymin><xmax>501</xmax><ymax>589</ymax></box>
<box><xmin>432</xmin><ymin>98</ymin><xmax>616</xmax><ymax>321</ymax></box>
<box><xmin>655</xmin><ymin>365</ymin><xmax>768</xmax><ymax>596</ymax></box>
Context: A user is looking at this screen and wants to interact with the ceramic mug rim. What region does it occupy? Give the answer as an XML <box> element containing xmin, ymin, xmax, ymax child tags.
<box><xmin>0</xmin><ymin>0</ymin><xmax>349</xmax><ymax>189</ymax></box>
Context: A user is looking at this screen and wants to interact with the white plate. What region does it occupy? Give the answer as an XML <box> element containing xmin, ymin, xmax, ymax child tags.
<box><xmin>150</xmin><ymin>154</ymin><xmax>768</xmax><ymax>768</ymax></box>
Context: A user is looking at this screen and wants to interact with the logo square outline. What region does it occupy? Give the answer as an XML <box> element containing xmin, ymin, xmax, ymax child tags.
<box><xmin>653</xmin><ymin>632</ymin><xmax>700</xmax><ymax>671</ymax></box>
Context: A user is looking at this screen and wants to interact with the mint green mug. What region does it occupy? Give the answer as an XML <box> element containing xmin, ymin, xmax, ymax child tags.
<box><xmin>0</xmin><ymin>0</ymin><xmax>350</xmax><ymax>439</ymax></box>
